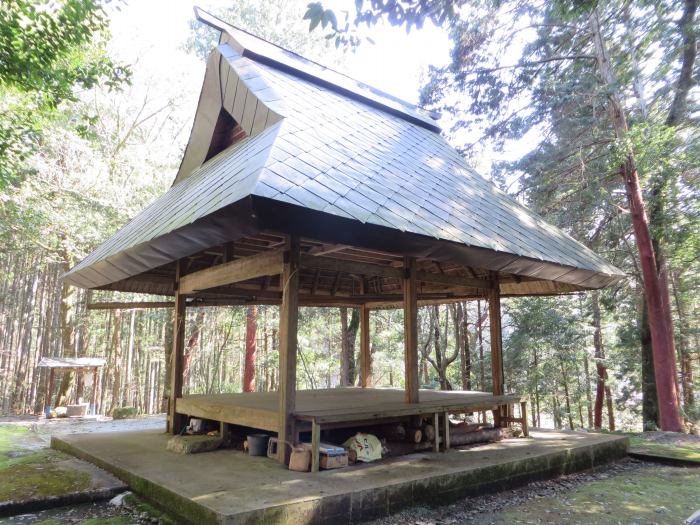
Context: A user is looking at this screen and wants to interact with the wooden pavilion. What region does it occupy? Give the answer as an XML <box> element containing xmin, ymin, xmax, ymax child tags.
<box><xmin>38</xmin><ymin>357</ymin><xmax>106</xmax><ymax>417</ymax></box>
<box><xmin>64</xmin><ymin>9</ymin><xmax>623</xmax><ymax>469</ymax></box>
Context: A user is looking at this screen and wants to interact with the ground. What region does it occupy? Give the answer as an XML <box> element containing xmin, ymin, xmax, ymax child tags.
<box><xmin>0</xmin><ymin>415</ymin><xmax>170</xmax><ymax>525</ymax></box>
<box><xmin>0</xmin><ymin>418</ymin><xmax>698</xmax><ymax>525</ymax></box>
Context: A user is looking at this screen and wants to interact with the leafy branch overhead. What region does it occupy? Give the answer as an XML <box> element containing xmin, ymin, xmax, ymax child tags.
<box><xmin>304</xmin><ymin>0</ymin><xmax>462</xmax><ymax>47</ymax></box>
<box><xmin>0</xmin><ymin>0</ymin><xmax>130</xmax><ymax>188</ymax></box>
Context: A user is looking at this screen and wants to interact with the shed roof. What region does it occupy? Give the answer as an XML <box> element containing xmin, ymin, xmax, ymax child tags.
<box><xmin>64</xmin><ymin>10</ymin><xmax>623</xmax><ymax>296</ymax></box>
<box><xmin>38</xmin><ymin>357</ymin><xmax>106</xmax><ymax>369</ymax></box>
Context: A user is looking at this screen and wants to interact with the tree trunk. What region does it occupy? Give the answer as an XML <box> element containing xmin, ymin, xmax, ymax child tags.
<box><xmin>640</xmin><ymin>301</ymin><xmax>659</xmax><ymax>429</ymax></box>
<box><xmin>183</xmin><ymin>310</ymin><xmax>205</xmax><ymax>390</ymax></box>
<box><xmin>583</xmin><ymin>350</ymin><xmax>593</xmax><ymax>428</ymax></box>
<box><xmin>605</xmin><ymin>384</ymin><xmax>616</xmax><ymax>431</ymax></box>
<box><xmin>591</xmin><ymin>292</ymin><xmax>608</xmax><ymax>429</ymax></box>
<box><xmin>589</xmin><ymin>9</ymin><xmax>682</xmax><ymax>431</ymax></box>
<box><xmin>56</xmin><ymin>258</ymin><xmax>75</xmax><ymax>408</ymax></box>
<box><xmin>110</xmin><ymin>309</ymin><xmax>123</xmax><ymax>412</ymax></box>
<box><xmin>339</xmin><ymin>307</ymin><xmax>360</xmax><ymax>386</ymax></box>
<box><xmin>243</xmin><ymin>305</ymin><xmax>257</xmax><ymax>392</ymax></box>
<box><xmin>457</xmin><ymin>302</ymin><xmax>471</xmax><ymax>390</ymax></box>
<box><xmin>671</xmin><ymin>272</ymin><xmax>694</xmax><ymax>408</ymax></box>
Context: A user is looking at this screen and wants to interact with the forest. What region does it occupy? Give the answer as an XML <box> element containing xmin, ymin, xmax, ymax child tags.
<box><xmin>0</xmin><ymin>0</ymin><xmax>698</xmax><ymax>435</ymax></box>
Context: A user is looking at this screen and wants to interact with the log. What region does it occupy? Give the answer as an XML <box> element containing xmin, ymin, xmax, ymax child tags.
<box><xmin>450</xmin><ymin>422</ymin><xmax>492</xmax><ymax>434</ymax></box>
<box><xmin>370</xmin><ymin>423</ymin><xmax>406</xmax><ymax>442</ymax></box>
<box><xmin>406</xmin><ymin>427</ymin><xmax>423</xmax><ymax>443</ymax></box>
<box><xmin>449</xmin><ymin>427</ymin><xmax>512</xmax><ymax>446</ymax></box>
<box><xmin>422</xmin><ymin>424</ymin><xmax>435</xmax><ymax>443</ymax></box>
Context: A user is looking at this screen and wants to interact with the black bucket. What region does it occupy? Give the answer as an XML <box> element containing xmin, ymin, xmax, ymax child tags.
<box><xmin>247</xmin><ymin>434</ymin><xmax>270</xmax><ymax>456</ymax></box>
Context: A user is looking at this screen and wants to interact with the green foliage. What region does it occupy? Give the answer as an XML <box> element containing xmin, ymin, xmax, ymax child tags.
<box><xmin>304</xmin><ymin>0</ymin><xmax>461</xmax><ymax>47</ymax></box>
<box><xmin>0</xmin><ymin>0</ymin><xmax>129</xmax><ymax>188</ymax></box>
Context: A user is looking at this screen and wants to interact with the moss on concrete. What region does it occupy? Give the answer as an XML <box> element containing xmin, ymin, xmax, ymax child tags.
<box><xmin>124</xmin><ymin>493</ymin><xmax>180</xmax><ymax>525</ymax></box>
<box><xmin>489</xmin><ymin>465</ymin><xmax>700</xmax><ymax>525</ymax></box>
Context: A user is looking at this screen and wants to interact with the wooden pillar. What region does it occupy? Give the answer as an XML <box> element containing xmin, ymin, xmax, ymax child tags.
<box><xmin>360</xmin><ymin>306</ymin><xmax>371</xmax><ymax>388</ymax></box>
<box><xmin>45</xmin><ymin>368</ymin><xmax>55</xmax><ymax>418</ymax></box>
<box><xmin>488</xmin><ymin>281</ymin><xmax>504</xmax><ymax>396</ymax></box>
<box><xmin>403</xmin><ymin>256</ymin><xmax>419</xmax><ymax>403</ymax></box>
<box><xmin>278</xmin><ymin>235</ymin><xmax>300</xmax><ymax>464</ymax></box>
<box><xmin>168</xmin><ymin>261</ymin><xmax>187</xmax><ymax>434</ymax></box>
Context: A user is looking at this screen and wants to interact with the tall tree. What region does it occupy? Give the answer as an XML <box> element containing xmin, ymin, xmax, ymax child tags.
<box><xmin>243</xmin><ymin>305</ymin><xmax>257</xmax><ymax>392</ymax></box>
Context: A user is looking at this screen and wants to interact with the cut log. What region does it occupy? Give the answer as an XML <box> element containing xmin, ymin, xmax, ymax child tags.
<box><xmin>449</xmin><ymin>427</ymin><xmax>512</xmax><ymax>446</ymax></box>
<box><xmin>450</xmin><ymin>422</ymin><xmax>492</xmax><ymax>435</ymax></box>
<box><xmin>406</xmin><ymin>426</ymin><xmax>423</xmax><ymax>443</ymax></box>
<box><xmin>422</xmin><ymin>424</ymin><xmax>435</xmax><ymax>443</ymax></box>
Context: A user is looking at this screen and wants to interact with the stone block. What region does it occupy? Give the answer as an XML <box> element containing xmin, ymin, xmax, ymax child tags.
<box><xmin>166</xmin><ymin>435</ymin><xmax>223</xmax><ymax>455</ymax></box>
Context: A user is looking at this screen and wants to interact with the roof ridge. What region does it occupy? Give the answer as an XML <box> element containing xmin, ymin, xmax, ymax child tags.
<box><xmin>193</xmin><ymin>6</ymin><xmax>441</xmax><ymax>133</ymax></box>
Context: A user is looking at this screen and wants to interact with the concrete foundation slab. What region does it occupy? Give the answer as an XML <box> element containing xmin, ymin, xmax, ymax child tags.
<box><xmin>53</xmin><ymin>429</ymin><xmax>628</xmax><ymax>524</ymax></box>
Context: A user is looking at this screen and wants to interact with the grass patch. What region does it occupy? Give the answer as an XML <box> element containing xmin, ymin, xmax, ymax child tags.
<box><xmin>629</xmin><ymin>435</ymin><xmax>700</xmax><ymax>462</ymax></box>
<box><xmin>0</xmin><ymin>461</ymin><xmax>92</xmax><ymax>502</ymax></box>
<box><xmin>490</xmin><ymin>466</ymin><xmax>700</xmax><ymax>524</ymax></box>
<box><xmin>0</xmin><ymin>425</ymin><xmax>95</xmax><ymax>503</ymax></box>
<box><xmin>0</xmin><ymin>425</ymin><xmax>29</xmax><ymax>454</ymax></box>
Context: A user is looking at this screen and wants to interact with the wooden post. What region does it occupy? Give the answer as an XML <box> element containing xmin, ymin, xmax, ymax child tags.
<box><xmin>488</xmin><ymin>281</ymin><xmax>504</xmax><ymax>397</ymax></box>
<box><xmin>520</xmin><ymin>401</ymin><xmax>529</xmax><ymax>437</ymax></box>
<box><xmin>443</xmin><ymin>411</ymin><xmax>450</xmax><ymax>451</ymax></box>
<box><xmin>311</xmin><ymin>420</ymin><xmax>320</xmax><ymax>473</ymax></box>
<box><xmin>360</xmin><ymin>306</ymin><xmax>371</xmax><ymax>388</ymax></box>
<box><xmin>403</xmin><ymin>256</ymin><xmax>419</xmax><ymax>403</ymax></box>
<box><xmin>433</xmin><ymin>412</ymin><xmax>440</xmax><ymax>452</ymax></box>
<box><xmin>45</xmin><ymin>368</ymin><xmax>55</xmax><ymax>418</ymax></box>
<box><xmin>278</xmin><ymin>235</ymin><xmax>300</xmax><ymax>464</ymax></box>
<box><xmin>91</xmin><ymin>367</ymin><xmax>98</xmax><ymax>415</ymax></box>
<box><xmin>168</xmin><ymin>261</ymin><xmax>187</xmax><ymax>434</ymax></box>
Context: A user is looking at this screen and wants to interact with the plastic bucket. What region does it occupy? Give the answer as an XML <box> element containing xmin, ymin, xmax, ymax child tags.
<box><xmin>247</xmin><ymin>434</ymin><xmax>270</xmax><ymax>456</ymax></box>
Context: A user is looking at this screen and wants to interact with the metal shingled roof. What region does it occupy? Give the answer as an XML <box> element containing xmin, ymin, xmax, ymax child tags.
<box><xmin>64</xmin><ymin>22</ymin><xmax>623</xmax><ymax>291</ymax></box>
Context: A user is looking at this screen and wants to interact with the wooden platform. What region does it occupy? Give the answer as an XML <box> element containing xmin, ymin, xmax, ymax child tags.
<box><xmin>175</xmin><ymin>388</ymin><xmax>526</xmax><ymax>432</ymax></box>
<box><xmin>53</xmin><ymin>429</ymin><xmax>629</xmax><ymax>524</ymax></box>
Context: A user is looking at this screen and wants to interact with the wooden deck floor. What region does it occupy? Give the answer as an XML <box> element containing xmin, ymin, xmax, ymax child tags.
<box><xmin>175</xmin><ymin>387</ymin><xmax>524</xmax><ymax>432</ymax></box>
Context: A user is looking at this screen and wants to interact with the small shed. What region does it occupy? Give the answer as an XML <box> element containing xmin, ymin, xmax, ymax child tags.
<box><xmin>63</xmin><ymin>9</ymin><xmax>623</xmax><ymax>469</ymax></box>
<box><xmin>38</xmin><ymin>357</ymin><xmax>106</xmax><ymax>417</ymax></box>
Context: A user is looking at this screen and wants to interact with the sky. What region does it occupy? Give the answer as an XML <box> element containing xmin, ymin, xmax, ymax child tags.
<box><xmin>108</xmin><ymin>0</ymin><xmax>451</xmax><ymax>105</ymax></box>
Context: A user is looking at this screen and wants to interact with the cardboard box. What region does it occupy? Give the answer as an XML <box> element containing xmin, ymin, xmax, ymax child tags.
<box><xmin>320</xmin><ymin>451</ymin><xmax>348</xmax><ymax>469</ymax></box>
<box><xmin>302</xmin><ymin>442</ymin><xmax>349</xmax><ymax>470</ymax></box>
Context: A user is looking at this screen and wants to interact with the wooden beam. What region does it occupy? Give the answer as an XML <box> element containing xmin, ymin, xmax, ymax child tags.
<box><xmin>360</xmin><ymin>306</ymin><xmax>371</xmax><ymax>388</ymax></box>
<box><xmin>168</xmin><ymin>261</ymin><xmax>187</xmax><ymax>434</ymax></box>
<box><xmin>300</xmin><ymin>253</ymin><xmax>402</xmax><ymax>280</ymax></box>
<box><xmin>307</xmin><ymin>243</ymin><xmax>350</xmax><ymax>256</ymax></box>
<box><xmin>415</xmin><ymin>271</ymin><xmax>492</xmax><ymax>290</ymax></box>
<box><xmin>179</xmin><ymin>248</ymin><xmax>284</xmax><ymax>294</ymax></box>
<box><xmin>278</xmin><ymin>236</ymin><xmax>300</xmax><ymax>464</ymax></box>
<box><xmin>87</xmin><ymin>301</ymin><xmax>174</xmax><ymax>310</ymax></box>
<box><xmin>403</xmin><ymin>256</ymin><xmax>419</xmax><ymax>403</ymax></box>
<box><xmin>488</xmin><ymin>279</ymin><xmax>504</xmax><ymax>396</ymax></box>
